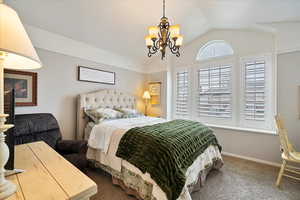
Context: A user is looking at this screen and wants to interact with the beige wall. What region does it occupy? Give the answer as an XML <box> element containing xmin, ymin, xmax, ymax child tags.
<box><xmin>277</xmin><ymin>51</ymin><xmax>300</xmax><ymax>151</ymax></box>
<box><xmin>15</xmin><ymin>48</ymin><xmax>146</xmax><ymax>139</ymax></box>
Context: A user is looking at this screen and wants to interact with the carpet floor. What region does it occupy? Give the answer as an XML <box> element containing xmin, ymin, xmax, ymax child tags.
<box><xmin>86</xmin><ymin>155</ymin><xmax>300</xmax><ymax>200</ymax></box>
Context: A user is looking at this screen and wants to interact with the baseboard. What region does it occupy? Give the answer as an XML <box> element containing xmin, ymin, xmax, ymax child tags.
<box><xmin>222</xmin><ymin>151</ymin><xmax>281</xmax><ymax>168</ymax></box>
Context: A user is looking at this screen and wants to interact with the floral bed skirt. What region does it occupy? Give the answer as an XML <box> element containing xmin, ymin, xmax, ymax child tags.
<box><xmin>89</xmin><ymin>145</ymin><xmax>223</xmax><ymax>200</ymax></box>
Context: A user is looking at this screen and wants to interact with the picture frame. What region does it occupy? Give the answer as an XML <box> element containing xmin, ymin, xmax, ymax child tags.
<box><xmin>78</xmin><ymin>66</ymin><xmax>116</xmax><ymax>85</ymax></box>
<box><xmin>4</xmin><ymin>69</ymin><xmax>37</xmax><ymax>106</ymax></box>
<box><xmin>149</xmin><ymin>82</ymin><xmax>161</xmax><ymax>105</ymax></box>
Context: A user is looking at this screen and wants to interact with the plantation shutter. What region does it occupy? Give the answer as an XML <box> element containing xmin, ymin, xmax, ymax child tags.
<box><xmin>197</xmin><ymin>65</ymin><xmax>232</xmax><ymax>118</ymax></box>
<box><xmin>244</xmin><ymin>60</ymin><xmax>265</xmax><ymax>121</ymax></box>
<box><xmin>175</xmin><ymin>70</ymin><xmax>189</xmax><ymax>117</ymax></box>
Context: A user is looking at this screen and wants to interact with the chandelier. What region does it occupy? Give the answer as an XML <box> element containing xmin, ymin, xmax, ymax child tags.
<box><xmin>145</xmin><ymin>0</ymin><xmax>183</xmax><ymax>60</ymax></box>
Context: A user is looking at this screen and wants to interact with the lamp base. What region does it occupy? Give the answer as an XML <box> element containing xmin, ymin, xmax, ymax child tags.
<box><xmin>0</xmin><ymin>114</ymin><xmax>16</xmax><ymax>200</ymax></box>
<box><xmin>0</xmin><ymin>179</ymin><xmax>16</xmax><ymax>199</ymax></box>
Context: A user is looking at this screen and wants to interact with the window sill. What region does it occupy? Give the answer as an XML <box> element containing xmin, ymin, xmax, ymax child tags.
<box><xmin>205</xmin><ymin>123</ymin><xmax>277</xmax><ymax>135</ymax></box>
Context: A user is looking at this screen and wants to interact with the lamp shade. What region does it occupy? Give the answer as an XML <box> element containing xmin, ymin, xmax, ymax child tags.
<box><xmin>148</xmin><ymin>26</ymin><xmax>159</xmax><ymax>38</ymax></box>
<box><xmin>175</xmin><ymin>35</ymin><xmax>183</xmax><ymax>46</ymax></box>
<box><xmin>145</xmin><ymin>35</ymin><xmax>153</xmax><ymax>47</ymax></box>
<box><xmin>169</xmin><ymin>25</ymin><xmax>180</xmax><ymax>39</ymax></box>
<box><xmin>142</xmin><ymin>91</ymin><xmax>151</xmax><ymax>99</ymax></box>
<box><xmin>0</xmin><ymin>3</ymin><xmax>42</xmax><ymax>69</ymax></box>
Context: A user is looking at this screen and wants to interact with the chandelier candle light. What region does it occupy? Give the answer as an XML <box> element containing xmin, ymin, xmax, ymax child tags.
<box><xmin>145</xmin><ymin>0</ymin><xmax>183</xmax><ymax>60</ymax></box>
<box><xmin>0</xmin><ymin>0</ymin><xmax>42</xmax><ymax>198</ymax></box>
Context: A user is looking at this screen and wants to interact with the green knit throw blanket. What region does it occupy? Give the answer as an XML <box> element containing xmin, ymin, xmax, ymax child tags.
<box><xmin>116</xmin><ymin>119</ymin><xmax>222</xmax><ymax>200</ymax></box>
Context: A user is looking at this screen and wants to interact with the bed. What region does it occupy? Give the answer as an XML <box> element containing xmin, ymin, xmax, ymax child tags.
<box><xmin>77</xmin><ymin>89</ymin><xmax>223</xmax><ymax>200</ymax></box>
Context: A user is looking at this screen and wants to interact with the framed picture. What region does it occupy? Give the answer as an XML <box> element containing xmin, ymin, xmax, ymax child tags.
<box><xmin>149</xmin><ymin>82</ymin><xmax>161</xmax><ymax>105</ymax></box>
<box><xmin>78</xmin><ymin>66</ymin><xmax>115</xmax><ymax>85</ymax></box>
<box><xmin>4</xmin><ymin>69</ymin><xmax>37</xmax><ymax>106</ymax></box>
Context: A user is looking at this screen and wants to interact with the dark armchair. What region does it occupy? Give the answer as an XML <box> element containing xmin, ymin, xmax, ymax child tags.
<box><xmin>14</xmin><ymin>113</ymin><xmax>88</xmax><ymax>170</ymax></box>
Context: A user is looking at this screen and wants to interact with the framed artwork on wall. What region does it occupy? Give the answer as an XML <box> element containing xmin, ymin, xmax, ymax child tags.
<box><xmin>78</xmin><ymin>66</ymin><xmax>116</xmax><ymax>85</ymax></box>
<box><xmin>4</xmin><ymin>69</ymin><xmax>37</xmax><ymax>106</ymax></box>
<box><xmin>149</xmin><ymin>82</ymin><xmax>161</xmax><ymax>105</ymax></box>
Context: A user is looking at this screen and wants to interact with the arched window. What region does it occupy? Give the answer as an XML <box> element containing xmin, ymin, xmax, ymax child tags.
<box><xmin>196</xmin><ymin>40</ymin><xmax>234</xmax><ymax>61</ymax></box>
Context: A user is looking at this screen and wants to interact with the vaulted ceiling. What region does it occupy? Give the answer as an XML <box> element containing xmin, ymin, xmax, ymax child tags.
<box><xmin>6</xmin><ymin>0</ymin><xmax>300</xmax><ymax>67</ymax></box>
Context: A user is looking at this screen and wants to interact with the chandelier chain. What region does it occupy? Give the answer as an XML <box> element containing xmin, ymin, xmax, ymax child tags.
<box><xmin>163</xmin><ymin>0</ymin><xmax>165</xmax><ymax>17</ymax></box>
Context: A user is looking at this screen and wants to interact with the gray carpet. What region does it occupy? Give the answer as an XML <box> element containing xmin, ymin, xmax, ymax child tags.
<box><xmin>86</xmin><ymin>155</ymin><xmax>300</xmax><ymax>200</ymax></box>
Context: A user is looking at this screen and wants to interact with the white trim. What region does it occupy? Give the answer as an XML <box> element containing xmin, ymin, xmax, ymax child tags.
<box><xmin>277</xmin><ymin>47</ymin><xmax>300</xmax><ymax>55</ymax></box>
<box><xmin>206</xmin><ymin>123</ymin><xmax>277</xmax><ymax>135</ymax></box>
<box><xmin>222</xmin><ymin>151</ymin><xmax>281</xmax><ymax>168</ymax></box>
<box><xmin>25</xmin><ymin>25</ymin><xmax>144</xmax><ymax>73</ymax></box>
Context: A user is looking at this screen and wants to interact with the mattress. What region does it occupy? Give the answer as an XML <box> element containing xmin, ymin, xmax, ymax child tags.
<box><xmin>86</xmin><ymin>116</ymin><xmax>223</xmax><ymax>200</ymax></box>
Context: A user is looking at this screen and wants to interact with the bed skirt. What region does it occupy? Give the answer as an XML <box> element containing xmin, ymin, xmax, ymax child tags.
<box><xmin>89</xmin><ymin>157</ymin><xmax>223</xmax><ymax>200</ymax></box>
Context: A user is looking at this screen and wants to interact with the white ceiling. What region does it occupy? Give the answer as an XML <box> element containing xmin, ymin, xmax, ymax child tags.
<box><xmin>6</xmin><ymin>0</ymin><xmax>300</xmax><ymax>67</ymax></box>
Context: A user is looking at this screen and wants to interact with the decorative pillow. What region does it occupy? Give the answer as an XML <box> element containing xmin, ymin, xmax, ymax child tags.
<box><xmin>85</xmin><ymin>108</ymin><xmax>123</xmax><ymax>123</ymax></box>
<box><xmin>114</xmin><ymin>108</ymin><xmax>144</xmax><ymax>118</ymax></box>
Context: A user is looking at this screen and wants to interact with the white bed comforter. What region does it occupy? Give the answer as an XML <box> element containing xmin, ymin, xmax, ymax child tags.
<box><xmin>88</xmin><ymin>117</ymin><xmax>166</xmax><ymax>153</ymax></box>
<box><xmin>86</xmin><ymin>116</ymin><xmax>222</xmax><ymax>200</ymax></box>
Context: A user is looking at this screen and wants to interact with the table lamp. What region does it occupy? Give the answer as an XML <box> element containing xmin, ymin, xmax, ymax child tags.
<box><xmin>142</xmin><ymin>91</ymin><xmax>151</xmax><ymax>116</ymax></box>
<box><xmin>0</xmin><ymin>1</ymin><xmax>42</xmax><ymax>198</ymax></box>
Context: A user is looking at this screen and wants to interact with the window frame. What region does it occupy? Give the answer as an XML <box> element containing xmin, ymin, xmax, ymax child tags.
<box><xmin>196</xmin><ymin>40</ymin><xmax>234</xmax><ymax>62</ymax></box>
<box><xmin>172</xmin><ymin>54</ymin><xmax>276</xmax><ymax>132</ymax></box>
<box><xmin>194</xmin><ymin>57</ymin><xmax>236</xmax><ymax>126</ymax></box>
<box><xmin>239</xmin><ymin>54</ymin><xmax>275</xmax><ymax>131</ymax></box>
<box><xmin>173</xmin><ymin>67</ymin><xmax>193</xmax><ymax>119</ymax></box>
<box><xmin>172</xmin><ymin>36</ymin><xmax>277</xmax><ymax>133</ymax></box>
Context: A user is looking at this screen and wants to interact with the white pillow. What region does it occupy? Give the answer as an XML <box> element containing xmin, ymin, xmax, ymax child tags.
<box><xmin>120</xmin><ymin>108</ymin><xmax>139</xmax><ymax>115</ymax></box>
<box><xmin>85</xmin><ymin>108</ymin><xmax>123</xmax><ymax>123</ymax></box>
<box><xmin>115</xmin><ymin>108</ymin><xmax>144</xmax><ymax>118</ymax></box>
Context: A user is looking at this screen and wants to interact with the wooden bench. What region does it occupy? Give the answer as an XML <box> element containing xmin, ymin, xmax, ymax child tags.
<box><xmin>7</xmin><ymin>141</ymin><xmax>97</xmax><ymax>200</ymax></box>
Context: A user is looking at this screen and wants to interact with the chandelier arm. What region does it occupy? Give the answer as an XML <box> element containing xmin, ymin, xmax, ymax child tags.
<box><xmin>152</xmin><ymin>43</ymin><xmax>158</xmax><ymax>51</ymax></box>
<box><xmin>148</xmin><ymin>46</ymin><xmax>158</xmax><ymax>56</ymax></box>
<box><xmin>168</xmin><ymin>38</ymin><xmax>175</xmax><ymax>49</ymax></box>
<box><xmin>154</xmin><ymin>39</ymin><xmax>161</xmax><ymax>50</ymax></box>
<box><xmin>170</xmin><ymin>45</ymin><xmax>180</xmax><ymax>55</ymax></box>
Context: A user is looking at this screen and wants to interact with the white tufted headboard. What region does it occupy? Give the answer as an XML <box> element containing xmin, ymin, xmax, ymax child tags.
<box><xmin>76</xmin><ymin>89</ymin><xmax>137</xmax><ymax>140</ymax></box>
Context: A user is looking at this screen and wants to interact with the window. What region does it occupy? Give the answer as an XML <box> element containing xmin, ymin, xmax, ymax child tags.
<box><xmin>174</xmin><ymin>70</ymin><xmax>189</xmax><ymax>117</ymax></box>
<box><xmin>172</xmin><ymin>39</ymin><xmax>275</xmax><ymax>132</ymax></box>
<box><xmin>244</xmin><ymin>60</ymin><xmax>265</xmax><ymax>121</ymax></box>
<box><xmin>196</xmin><ymin>40</ymin><xmax>234</xmax><ymax>61</ymax></box>
<box><xmin>240</xmin><ymin>56</ymin><xmax>274</xmax><ymax>130</ymax></box>
<box><xmin>197</xmin><ymin>65</ymin><xmax>232</xmax><ymax>119</ymax></box>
